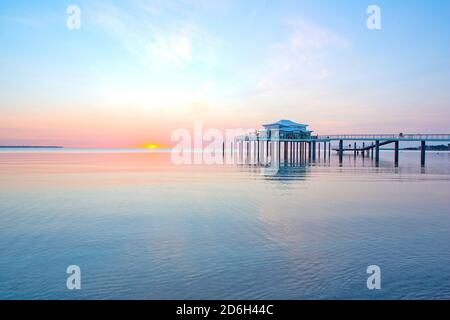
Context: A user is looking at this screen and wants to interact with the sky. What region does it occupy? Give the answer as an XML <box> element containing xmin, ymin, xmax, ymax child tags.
<box><xmin>0</xmin><ymin>0</ymin><xmax>449</xmax><ymax>147</ymax></box>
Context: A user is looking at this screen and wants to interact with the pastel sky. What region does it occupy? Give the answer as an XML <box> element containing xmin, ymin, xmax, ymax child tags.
<box><xmin>1</xmin><ymin>0</ymin><xmax>449</xmax><ymax>147</ymax></box>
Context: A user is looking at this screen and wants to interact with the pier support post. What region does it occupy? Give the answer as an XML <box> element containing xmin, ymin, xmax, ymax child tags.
<box><xmin>306</xmin><ymin>142</ymin><xmax>308</xmax><ymax>162</ymax></box>
<box><xmin>288</xmin><ymin>142</ymin><xmax>291</xmax><ymax>164</ymax></box>
<box><xmin>295</xmin><ymin>142</ymin><xmax>298</xmax><ymax>163</ymax></box>
<box><xmin>291</xmin><ymin>142</ymin><xmax>293</xmax><ymax>164</ymax></box>
<box><xmin>323</xmin><ymin>142</ymin><xmax>327</xmax><ymax>159</ymax></box>
<box><xmin>300</xmin><ymin>142</ymin><xmax>305</xmax><ymax>161</ymax></box>
<box><xmin>394</xmin><ymin>141</ymin><xmax>399</xmax><ymax>167</ymax></box>
<box><xmin>421</xmin><ymin>141</ymin><xmax>426</xmax><ymax>167</ymax></box>
<box><xmin>299</xmin><ymin>142</ymin><xmax>302</xmax><ymax>161</ymax></box>
<box><xmin>239</xmin><ymin>141</ymin><xmax>243</xmax><ymax>162</ymax></box>
<box><xmin>290</xmin><ymin>142</ymin><xmax>295</xmax><ymax>162</ymax></box>
<box><xmin>301</xmin><ymin>142</ymin><xmax>303</xmax><ymax>162</ymax></box>
<box><xmin>354</xmin><ymin>142</ymin><xmax>357</xmax><ymax>157</ymax></box>
<box><xmin>290</xmin><ymin>142</ymin><xmax>293</xmax><ymax>163</ymax></box>
<box><xmin>299</xmin><ymin>142</ymin><xmax>301</xmax><ymax>162</ymax></box>
<box><xmin>312</xmin><ymin>142</ymin><xmax>316</xmax><ymax>161</ymax></box>
<box><xmin>268</xmin><ymin>142</ymin><xmax>271</xmax><ymax>164</ymax></box>
<box><xmin>307</xmin><ymin>142</ymin><xmax>310</xmax><ymax>161</ymax></box>
<box><xmin>261</xmin><ymin>141</ymin><xmax>264</xmax><ymax>163</ymax></box>
<box><xmin>257</xmin><ymin>140</ymin><xmax>260</xmax><ymax>164</ymax></box>
<box><xmin>278</xmin><ymin>141</ymin><xmax>281</xmax><ymax>164</ymax></box>
<box><xmin>308</xmin><ymin>142</ymin><xmax>312</xmax><ymax>162</ymax></box>
<box><xmin>305</xmin><ymin>142</ymin><xmax>311</xmax><ymax>161</ymax></box>
<box><xmin>339</xmin><ymin>140</ymin><xmax>343</xmax><ymax>163</ymax></box>
<box><xmin>304</xmin><ymin>142</ymin><xmax>307</xmax><ymax>161</ymax></box>
<box><xmin>362</xmin><ymin>143</ymin><xmax>365</xmax><ymax>157</ymax></box>
<box><xmin>317</xmin><ymin>142</ymin><xmax>320</xmax><ymax>160</ymax></box>
<box><xmin>315</xmin><ymin>141</ymin><xmax>317</xmax><ymax>160</ymax></box>
<box><xmin>375</xmin><ymin>140</ymin><xmax>380</xmax><ymax>164</ymax></box>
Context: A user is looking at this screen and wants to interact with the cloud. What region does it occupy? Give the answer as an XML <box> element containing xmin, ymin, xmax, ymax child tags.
<box><xmin>283</xmin><ymin>18</ymin><xmax>349</xmax><ymax>50</ymax></box>
<box><xmin>85</xmin><ymin>1</ymin><xmax>221</xmax><ymax>69</ymax></box>
<box><xmin>147</xmin><ymin>30</ymin><xmax>192</xmax><ymax>67</ymax></box>
<box><xmin>257</xmin><ymin>18</ymin><xmax>350</xmax><ymax>90</ymax></box>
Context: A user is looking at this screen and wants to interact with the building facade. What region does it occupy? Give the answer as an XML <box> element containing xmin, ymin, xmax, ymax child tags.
<box><xmin>259</xmin><ymin>120</ymin><xmax>313</xmax><ymax>140</ymax></box>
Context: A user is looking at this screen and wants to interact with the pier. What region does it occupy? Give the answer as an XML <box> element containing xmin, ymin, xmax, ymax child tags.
<box><xmin>234</xmin><ymin>121</ymin><xmax>450</xmax><ymax>167</ymax></box>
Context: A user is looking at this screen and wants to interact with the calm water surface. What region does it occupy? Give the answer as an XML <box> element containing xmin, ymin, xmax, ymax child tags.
<box><xmin>0</xmin><ymin>149</ymin><xmax>449</xmax><ymax>299</ymax></box>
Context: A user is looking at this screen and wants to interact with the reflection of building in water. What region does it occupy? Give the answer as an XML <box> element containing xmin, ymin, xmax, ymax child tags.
<box><xmin>260</xmin><ymin>162</ymin><xmax>310</xmax><ymax>180</ymax></box>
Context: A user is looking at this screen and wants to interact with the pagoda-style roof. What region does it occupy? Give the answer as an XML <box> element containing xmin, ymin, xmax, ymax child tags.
<box><xmin>263</xmin><ymin>120</ymin><xmax>309</xmax><ymax>131</ymax></box>
<box><xmin>264</xmin><ymin>120</ymin><xmax>307</xmax><ymax>127</ymax></box>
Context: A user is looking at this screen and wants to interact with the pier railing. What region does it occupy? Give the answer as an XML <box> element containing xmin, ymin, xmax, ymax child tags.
<box><xmin>236</xmin><ymin>132</ymin><xmax>450</xmax><ymax>142</ymax></box>
<box><xmin>317</xmin><ymin>134</ymin><xmax>450</xmax><ymax>141</ymax></box>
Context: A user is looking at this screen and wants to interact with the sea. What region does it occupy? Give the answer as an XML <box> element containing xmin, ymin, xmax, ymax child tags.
<box><xmin>0</xmin><ymin>148</ymin><xmax>449</xmax><ymax>299</ymax></box>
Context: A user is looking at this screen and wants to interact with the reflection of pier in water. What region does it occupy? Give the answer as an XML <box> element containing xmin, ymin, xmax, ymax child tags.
<box><xmin>233</xmin><ymin>154</ymin><xmax>312</xmax><ymax>182</ymax></box>
<box><xmin>231</xmin><ymin>148</ymin><xmax>448</xmax><ymax>178</ymax></box>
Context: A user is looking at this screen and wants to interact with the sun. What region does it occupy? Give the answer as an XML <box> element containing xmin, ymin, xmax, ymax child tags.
<box><xmin>141</xmin><ymin>143</ymin><xmax>164</xmax><ymax>149</ymax></box>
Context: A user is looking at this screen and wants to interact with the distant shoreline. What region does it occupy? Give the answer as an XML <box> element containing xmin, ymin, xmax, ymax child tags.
<box><xmin>0</xmin><ymin>146</ymin><xmax>63</xmax><ymax>149</ymax></box>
